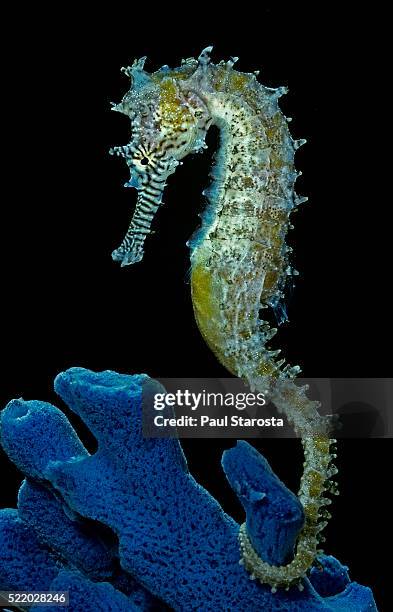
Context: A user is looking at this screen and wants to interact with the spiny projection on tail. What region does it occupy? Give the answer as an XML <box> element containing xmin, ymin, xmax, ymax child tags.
<box><xmin>109</xmin><ymin>46</ymin><xmax>337</xmax><ymax>592</ymax></box>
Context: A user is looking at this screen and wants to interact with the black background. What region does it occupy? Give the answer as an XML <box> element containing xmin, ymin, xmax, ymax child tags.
<box><xmin>0</xmin><ymin>5</ymin><xmax>389</xmax><ymax>609</ymax></box>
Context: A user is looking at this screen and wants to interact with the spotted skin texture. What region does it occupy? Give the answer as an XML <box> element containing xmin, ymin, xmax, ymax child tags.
<box><xmin>110</xmin><ymin>47</ymin><xmax>340</xmax><ymax>590</ymax></box>
<box><xmin>0</xmin><ymin>368</ymin><xmax>378</xmax><ymax>611</ymax></box>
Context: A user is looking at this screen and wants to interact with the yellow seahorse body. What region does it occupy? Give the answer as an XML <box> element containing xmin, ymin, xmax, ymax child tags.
<box><xmin>111</xmin><ymin>47</ymin><xmax>336</xmax><ymax>591</ymax></box>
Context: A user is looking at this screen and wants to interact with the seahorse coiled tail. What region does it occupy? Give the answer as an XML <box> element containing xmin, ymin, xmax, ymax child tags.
<box><xmin>110</xmin><ymin>47</ymin><xmax>337</xmax><ymax>591</ymax></box>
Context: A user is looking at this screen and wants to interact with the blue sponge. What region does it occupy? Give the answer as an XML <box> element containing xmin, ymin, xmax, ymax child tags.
<box><xmin>0</xmin><ymin>508</ymin><xmax>60</xmax><ymax>592</ymax></box>
<box><xmin>0</xmin><ymin>368</ymin><xmax>378</xmax><ymax>611</ymax></box>
<box><xmin>17</xmin><ymin>478</ymin><xmax>167</xmax><ymax>610</ymax></box>
<box><xmin>47</xmin><ymin>569</ymin><xmax>138</xmax><ymax>612</ymax></box>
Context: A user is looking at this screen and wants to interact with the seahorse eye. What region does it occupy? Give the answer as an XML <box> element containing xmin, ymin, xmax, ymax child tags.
<box><xmin>140</xmin><ymin>157</ymin><xmax>149</xmax><ymax>166</ymax></box>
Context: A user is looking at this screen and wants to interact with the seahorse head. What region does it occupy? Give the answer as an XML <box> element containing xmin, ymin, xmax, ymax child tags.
<box><xmin>110</xmin><ymin>54</ymin><xmax>212</xmax><ymax>266</ymax></box>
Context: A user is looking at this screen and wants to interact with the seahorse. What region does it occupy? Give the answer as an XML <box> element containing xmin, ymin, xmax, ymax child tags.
<box><xmin>109</xmin><ymin>47</ymin><xmax>337</xmax><ymax>592</ymax></box>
